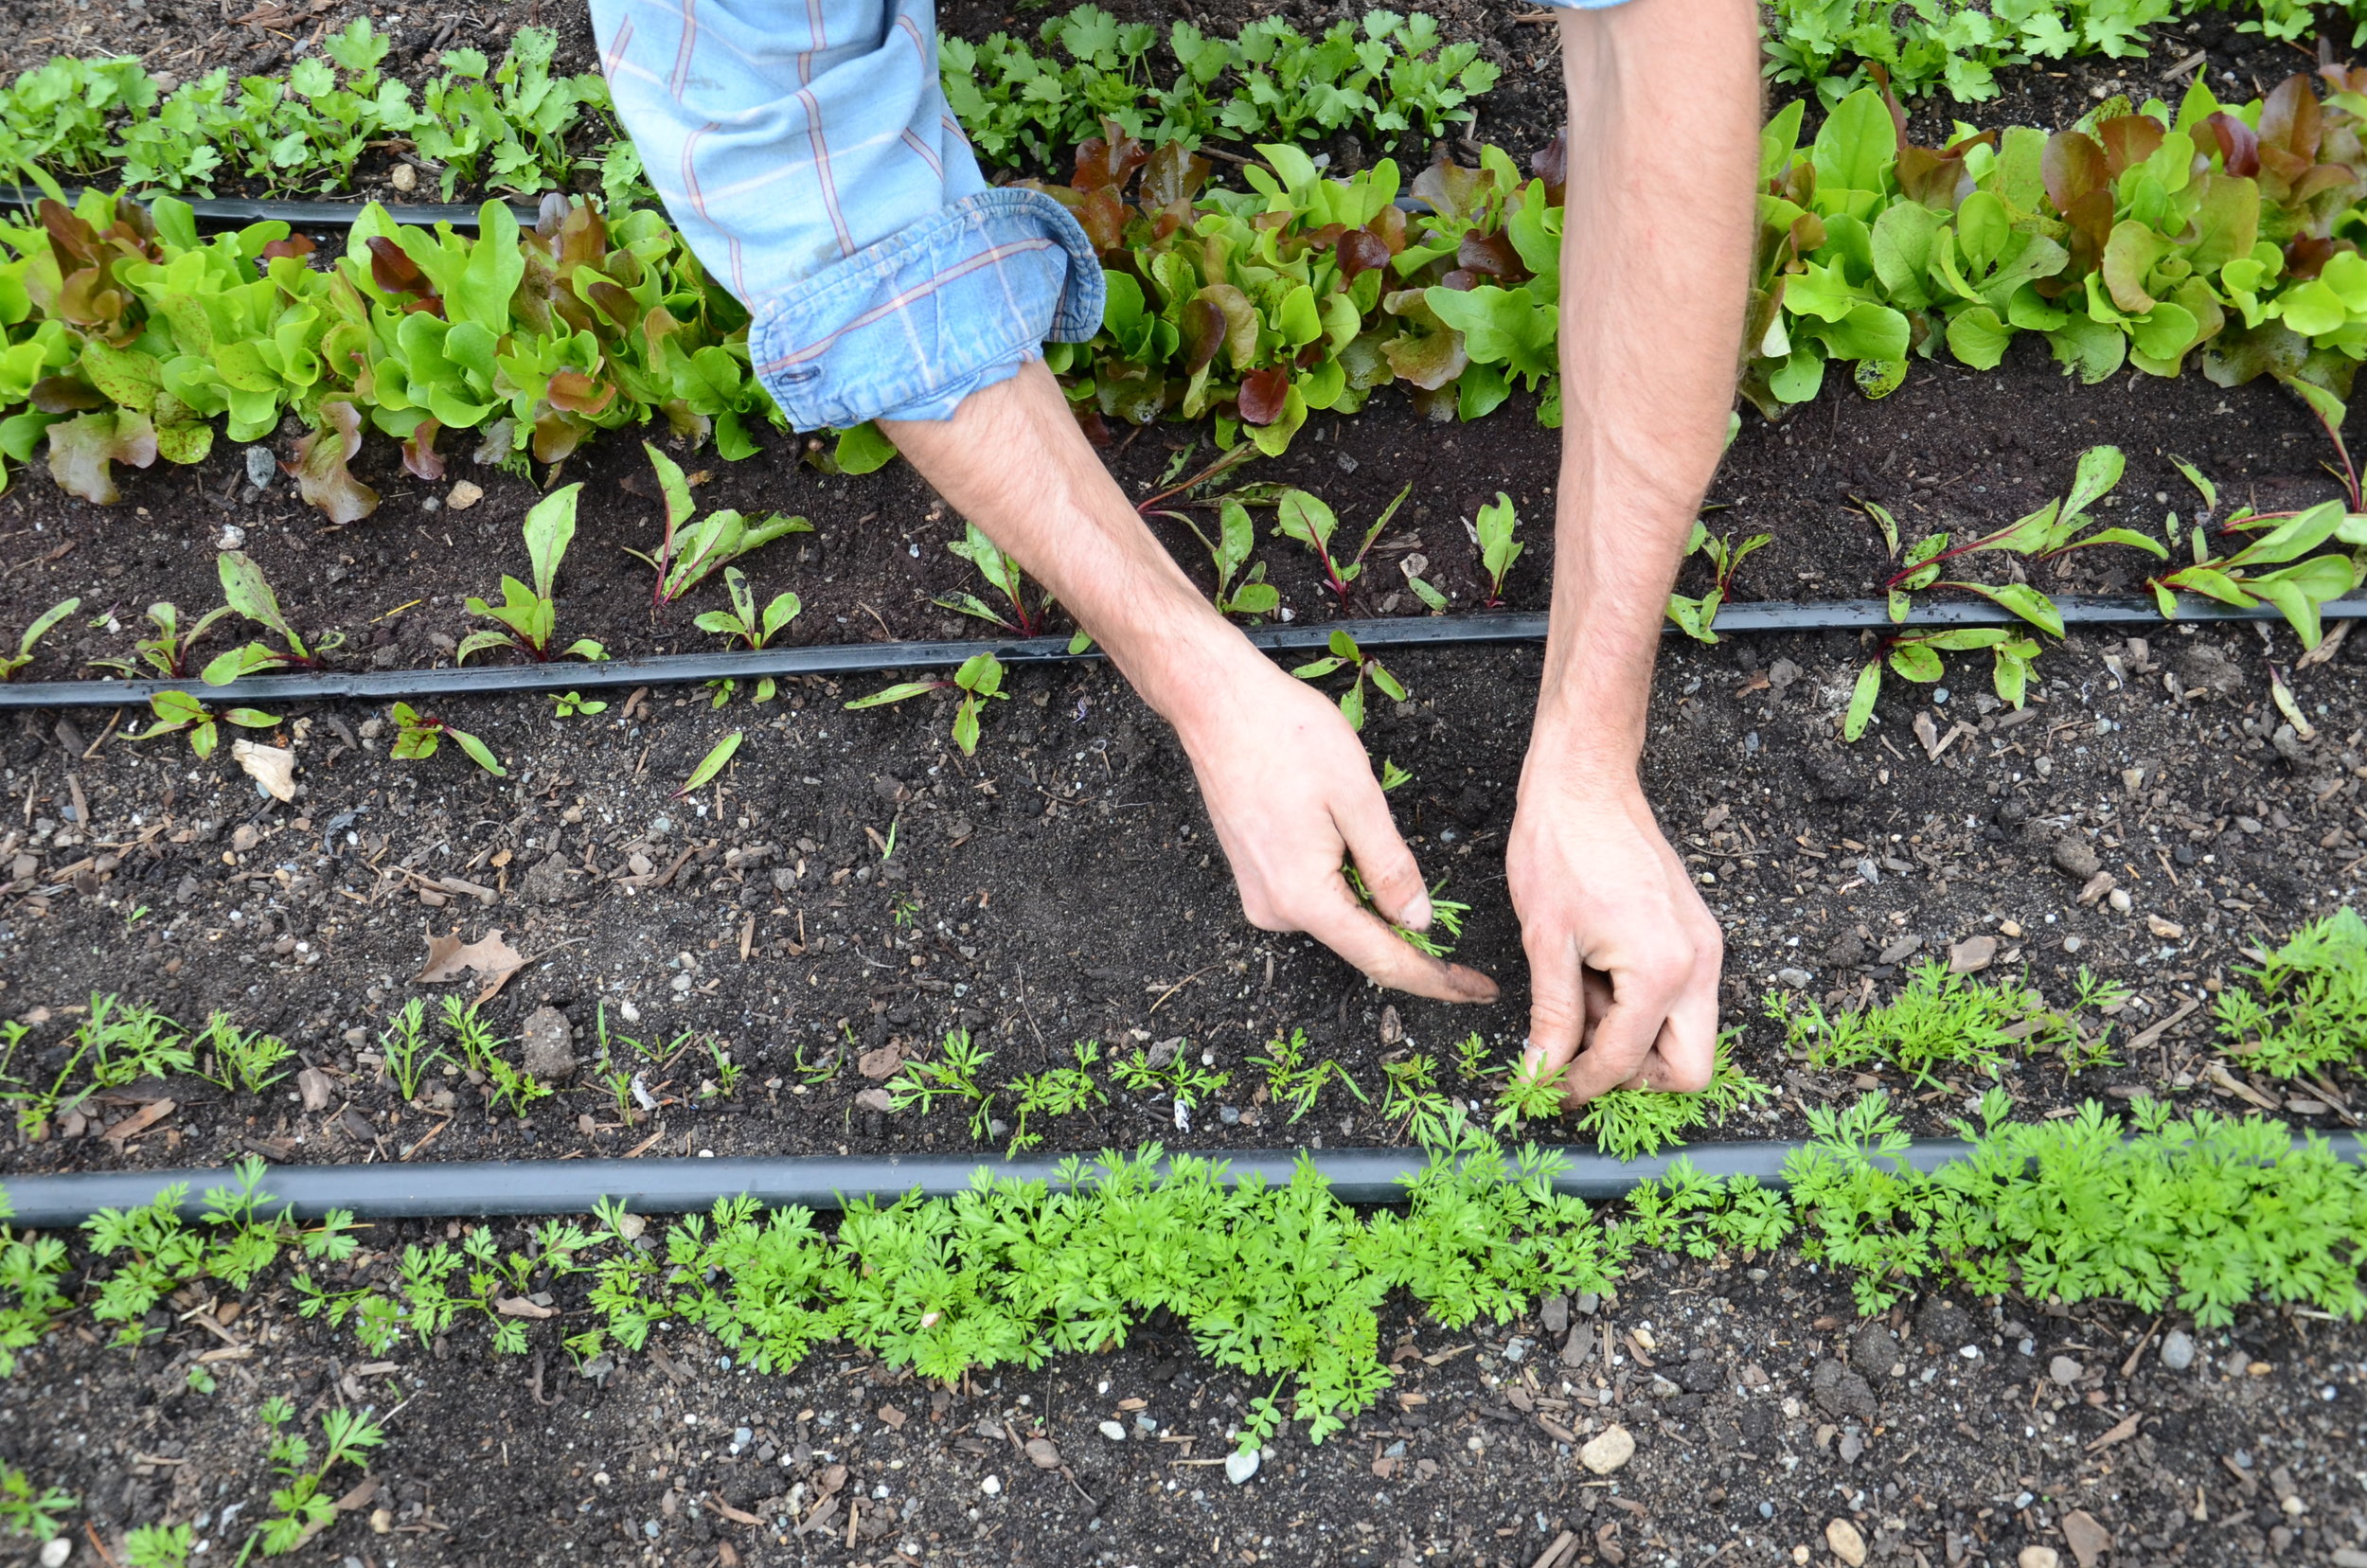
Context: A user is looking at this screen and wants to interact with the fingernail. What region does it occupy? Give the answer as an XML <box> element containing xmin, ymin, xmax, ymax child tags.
<box><xmin>1404</xmin><ymin>891</ymin><xmax>1433</xmax><ymax>930</ymax></box>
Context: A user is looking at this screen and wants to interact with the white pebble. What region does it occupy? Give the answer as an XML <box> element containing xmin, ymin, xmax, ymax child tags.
<box><xmin>1224</xmin><ymin>1449</ymin><xmax>1260</xmax><ymax>1485</ymax></box>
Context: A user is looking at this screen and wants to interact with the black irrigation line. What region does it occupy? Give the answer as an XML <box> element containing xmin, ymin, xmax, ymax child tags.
<box><xmin>4</xmin><ymin>1131</ymin><xmax>2362</xmax><ymax>1228</ymax></box>
<box><xmin>0</xmin><ymin>185</ymin><xmax>542</xmax><ymax>229</ymax></box>
<box><xmin>2</xmin><ymin>594</ymin><xmax>2358</xmax><ymax>713</ymax></box>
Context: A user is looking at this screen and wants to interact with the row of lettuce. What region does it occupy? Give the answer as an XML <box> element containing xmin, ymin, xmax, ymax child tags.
<box><xmin>5</xmin><ymin>71</ymin><xmax>2367</xmax><ymax>511</ymax></box>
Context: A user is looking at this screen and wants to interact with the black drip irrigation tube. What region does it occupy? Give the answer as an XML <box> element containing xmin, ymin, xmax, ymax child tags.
<box><xmin>0</xmin><ymin>186</ymin><xmax>541</xmax><ymax>229</ymax></box>
<box><xmin>5</xmin><ymin>595</ymin><xmax>2357</xmax><ymax>713</ymax></box>
<box><xmin>4</xmin><ymin>1132</ymin><xmax>2362</xmax><ymax>1229</ymax></box>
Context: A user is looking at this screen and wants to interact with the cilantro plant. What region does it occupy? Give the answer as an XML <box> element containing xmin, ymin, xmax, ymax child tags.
<box><xmin>390</xmin><ymin>702</ymin><xmax>507</xmax><ymax>777</ymax></box>
<box><xmin>1248</xmin><ymin>1028</ymin><xmax>1369</xmax><ymax>1123</ymax></box>
<box><xmin>129</xmin><ymin>690</ymin><xmax>279</xmax><ymax>761</ymax></box>
<box><xmin>2214</xmin><ymin>906</ymin><xmax>2367</xmax><ymax>1079</ymax></box>
<box><xmin>885</xmin><ymin>1028</ymin><xmax>997</xmax><ymax>1141</ymax></box>
<box><xmin>1665</xmin><ymin>523</ymin><xmax>1771</xmax><ymax>644</ymax></box>
<box><xmin>846</xmin><ymin>651</ymin><xmax>1008</xmax><ymax>757</ymax></box>
<box><xmin>1292</xmin><ymin>630</ymin><xmax>1407</xmax><ymax>731</ymax></box>
<box><xmin>0</xmin><ymin>597</ymin><xmax>77</xmax><ymax>681</ymax></box>
<box><xmin>201</xmin><ymin>554</ymin><xmax>341</xmax><ymax>685</ymax></box>
<box><xmin>626</xmin><ymin>442</ymin><xmax>808</xmax><ymax>604</ymax></box>
<box><xmin>459</xmin><ymin>484</ymin><xmax>607</xmax><ymax>665</ymax></box>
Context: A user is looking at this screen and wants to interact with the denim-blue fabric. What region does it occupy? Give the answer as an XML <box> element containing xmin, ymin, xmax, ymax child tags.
<box><xmin>589</xmin><ymin>0</ymin><xmax>1611</xmax><ymax>431</ymax></box>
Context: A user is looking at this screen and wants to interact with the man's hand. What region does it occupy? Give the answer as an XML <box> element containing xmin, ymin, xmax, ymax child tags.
<box><xmin>883</xmin><ymin>363</ymin><xmax>1494</xmax><ymax>1005</ymax></box>
<box><xmin>1507</xmin><ymin>0</ymin><xmax>1759</xmax><ymax>1102</ymax></box>
<box><xmin>1171</xmin><ymin>638</ymin><xmax>1497</xmax><ymax>1004</ymax></box>
<box><xmin>1508</xmin><ymin>766</ymin><xmax>1720</xmax><ymax>1100</ymax></box>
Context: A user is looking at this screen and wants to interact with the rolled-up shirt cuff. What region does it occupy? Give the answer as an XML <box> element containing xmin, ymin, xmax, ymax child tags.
<box><xmin>744</xmin><ymin>187</ymin><xmax>1105</xmax><ymax>432</ymax></box>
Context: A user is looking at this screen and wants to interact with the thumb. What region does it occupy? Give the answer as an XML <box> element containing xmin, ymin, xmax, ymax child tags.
<box><xmin>1334</xmin><ymin>776</ymin><xmax>1431</xmax><ymax>931</ymax></box>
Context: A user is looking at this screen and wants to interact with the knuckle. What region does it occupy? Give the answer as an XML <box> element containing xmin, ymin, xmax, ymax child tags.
<box><xmin>1660</xmin><ymin>1059</ymin><xmax>1715</xmax><ymax>1095</ymax></box>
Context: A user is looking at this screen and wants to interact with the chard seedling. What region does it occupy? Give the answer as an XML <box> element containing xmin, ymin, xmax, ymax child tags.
<box><xmin>1291</xmin><ymin>628</ymin><xmax>1405</xmax><ymax>730</ymax></box>
<box><xmin>1843</xmin><ymin>626</ymin><xmax>2039</xmax><ymax>741</ymax></box>
<box><xmin>458</xmin><ymin>483</ymin><xmax>607</xmax><ymax>664</ymax></box>
<box><xmin>201</xmin><ymin>554</ymin><xmax>341</xmax><ymax>684</ymax></box>
<box><xmin>1135</xmin><ymin>438</ymin><xmax>1257</xmax><ymax>514</ymax></box>
<box><xmin>1471</xmin><ymin>493</ymin><xmax>1522</xmax><ymax>607</ymax></box>
<box><xmin>1273</xmin><ymin>483</ymin><xmax>1408</xmax><ymax>604</ymax></box>
<box><xmin>2148</xmin><ymin>498</ymin><xmax>2356</xmax><ymax>650</ymax></box>
<box><xmin>1665</xmin><ymin>522</ymin><xmax>1771</xmax><ymax>644</ymax></box>
<box><xmin>0</xmin><ymin>597</ymin><xmax>78</xmax><ymax>681</ymax></box>
<box><xmin>548</xmin><ymin>690</ymin><xmax>606</xmax><ymax>718</ymax></box>
<box><xmin>1247</xmin><ymin>1027</ymin><xmax>1368</xmax><ymax>1123</ymax></box>
<box><xmin>937</xmin><ymin>522</ymin><xmax>1053</xmax><ymax>636</ymax></box>
<box><xmin>675</xmin><ymin>730</ymin><xmax>742</xmax><ymax>797</ymax></box>
<box><xmin>130</xmin><ymin>688</ymin><xmax>279</xmax><ymax>759</ymax></box>
<box><xmin>2279</xmin><ymin>376</ymin><xmax>2362</xmax><ymax>510</ymax></box>
<box><xmin>390</xmin><ymin>702</ymin><xmax>507</xmax><ymax>775</ymax></box>
<box><xmin>625</xmin><ymin>442</ymin><xmax>809</xmax><ymax>604</ymax></box>
<box><xmin>90</xmin><ymin>600</ymin><xmax>231</xmax><ymax>679</ymax></box>
<box><xmin>692</xmin><ymin>565</ymin><xmax>802</xmax><ymax>701</ymax></box>
<box><xmin>845</xmin><ymin>650</ymin><xmax>1008</xmax><ymax>756</ymax></box>
<box><xmin>1168</xmin><ymin>499</ymin><xmax>1279</xmax><ymax>618</ymax></box>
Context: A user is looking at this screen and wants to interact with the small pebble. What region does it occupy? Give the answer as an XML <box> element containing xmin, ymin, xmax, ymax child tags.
<box><xmin>1098</xmin><ymin>1420</ymin><xmax>1127</xmax><ymax>1442</ymax></box>
<box><xmin>216</xmin><ymin>524</ymin><xmax>247</xmax><ymax>551</ymax></box>
<box><xmin>2107</xmin><ymin>888</ymin><xmax>2132</xmax><ymax>915</ymax></box>
<box><xmin>2049</xmin><ymin>1355</ymin><xmax>2083</xmax><ymax>1386</ymax></box>
<box><xmin>2019</xmin><ymin>1548</ymin><xmax>2060</xmax><ymax>1568</ymax></box>
<box><xmin>243</xmin><ymin>446</ymin><xmax>276</xmax><ymax>489</ymax></box>
<box><xmin>1578</xmin><ymin>1423</ymin><xmax>1634</xmax><ymax>1475</ymax></box>
<box><xmin>1224</xmin><ymin>1449</ymin><xmax>1260</xmax><ymax>1485</ymax></box>
<box><xmin>1776</xmin><ymin>967</ymin><xmax>1814</xmax><ymax>989</ymax></box>
<box><xmin>2160</xmin><ymin>1330</ymin><xmax>2196</xmax><ymax>1371</ymax></box>
<box><xmin>1825</xmin><ymin>1518</ymin><xmax>1868</xmax><ymax>1567</ymax></box>
<box><xmin>40</xmin><ymin>1539</ymin><xmax>70</xmax><ymax>1568</ymax></box>
<box><xmin>979</xmin><ymin>1475</ymin><xmax>1002</xmax><ymax>1497</ymax></box>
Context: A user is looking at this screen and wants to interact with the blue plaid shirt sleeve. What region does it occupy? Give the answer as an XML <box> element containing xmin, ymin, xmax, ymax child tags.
<box><xmin>588</xmin><ymin>0</ymin><xmax>1105</xmax><ymax>433</ymax></box>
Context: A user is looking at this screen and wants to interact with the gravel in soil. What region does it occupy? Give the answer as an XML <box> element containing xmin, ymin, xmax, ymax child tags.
<box><xmin>1</xmin><ymin>1244</ymin><xmax>2360</xmax><ymax>1566</ymax></box>
<box><xmin>3</xmin><ymin>622</ymin><xmax>2360</xmax><ymax>1173</ymax></box>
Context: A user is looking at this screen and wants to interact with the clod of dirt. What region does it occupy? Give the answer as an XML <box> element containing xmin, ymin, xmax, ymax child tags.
<box><xmin>520</xmin><ymin>1007</ymin><xmax>576</xmax><ymax>1081</ymax></box>
<box><xmin>296</xmin><ymin>1066</ymin><xmax>333</xmax><ymax>1112</ymax></box>
<box><xmin>2048</xmin><ymin>1354</ymin><xmax>2084</xmax><ymax>1387</ymax></box>
<box><xmin>1851</xmin><ymin>1323</ymin><xmax>1903</xmax><ymax>1378</ymax></box>
<box><xmin>521</xmin><ymin>854</ymin><xmax>575</xmax><ymax>904</ymax></box>
<box><xmin>1878</xmin><ymin>935</ymin><xmax>1921</xmax><ymax>965</ymax></box>
<box><xmin>1801</xmin><ymin>748</ymin><xmax>1865</xmax><ymax>802</ymax></box>
<box><xmin>2177</xmin><ymin>643</ymin><xmax>2249</xmax><ymax>701</ymax></box>
<box><xmin>1811</xmin><ymin>1360</ymin><xmax>1878</xmax><ymax>1421</ymax></box>
<box><xmin>857</xmin><ymin>1042</ymin><xmax>904</xmax><ymax>1079</ymax></box>
<box><xmin>1948</xmin><ymin>935</ymin><xmax>1997</xmax><ymax>973</ymax></box>
<box><xmin>1024</xmin><ymin>1437</ymin><xmax>1061</xmax><ymax>1470</ymax></box>
<box><xmin>1823</xmin><ymin>933</ymin><xmax>1868</xmax><ymax>968</ymax></box>
<box><xmin>1825</xmin><ymin>1518</ymin><xmax>1869</xmax><ymax>1567</ymax></box>
<box><xmin>1915</xmin><ymin>1297</ymin><xmax>1974</xmax><ymax>1347</ymax></box>
<box><xmin>1577</xmin><ymin>1424</ymin><xmax>1633</xmax><ymax>1475</ymax></box>
<box><xmin>2050</xmin><ymin>835</ymin><xmax>2102</xmax><ymax>880</ymax></box>
<box><xmin>854</xmin><ymin>1087</ymin><xmax>896</xmax><ymax>1114</ymax></box>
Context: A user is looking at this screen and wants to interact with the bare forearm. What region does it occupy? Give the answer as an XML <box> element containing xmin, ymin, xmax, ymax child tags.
<box><xmin>1539</xmin><ymin>0</ymin><xmax>1759</xmax><ymax>774</ymax></box>
<box><xmin>881</xmin><ymin>363</ymin><xmax>1237</xmax><ymax>727</ymax></box>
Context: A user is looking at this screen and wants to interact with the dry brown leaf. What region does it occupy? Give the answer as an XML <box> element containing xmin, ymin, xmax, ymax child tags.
<box><xmin>494</xmin><ymin>1295</ymin><xmax>556</xmax><ymax>1319</ymax></box>
<box><xmin>415</xmin><ymin>927</ymin><xmax>527</xmax><ymax>1002</ymax></box>
<box><xmin>232</xmin><ymin>739</ymin><xmax>296</xmax><ymax>802</ymax></box>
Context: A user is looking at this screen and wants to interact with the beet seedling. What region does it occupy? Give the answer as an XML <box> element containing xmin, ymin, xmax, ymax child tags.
<box><xmin>625</xmin><ymin>442</ymin><xmax>810</xmax><ymax>605</ymax></box>
<box><xmin>201</xmin><ymin>554</ymin><xmax>342</xmax><ymax>684</ymax></box>
<box><xmin>674</xmin><ymin>730</ymin><xmax>741</xmax><ymax>798</ymax></box>
<box><xmin>90</xmin><ymin>600</ymin><xmax>230</xmax><ymax>679</ymax></box>
<box><xmin>131</xmin><ymin>689</ymin><xmax>279</xmax><ymax>759</ymax></box>
<box><xmin>1273</xmin><ymin>483</ymin><xmax>1408</xmax><ymax>604</ymax></box>
<box><xmin>937</xmin><ymin>523</ymin><xmax>1053</xmax><ymax>636</ymax></box>
<box><xmin>1471</xmin><ymin>492</ymin><xmax>1522</xmax><ymax>607</ymax></box>
<box><xmin>1843</xmin><ymin>626</ymin><xmax>2038</xmax><ymax>741</ymax></box>
<box><xmin>547</xmin><ymin>690</ymin><xmax>606</xmax><ymax>718</ymax></box>
<box><xmin>1665</xmin><ymin>522</ymin><xmax>1771</xmax><ymax>644</ymax></box>
<box><xmin>2278</xmin><ymin>376</ymin><xmax>2362</xmax><ymax>511</ymax></box>
<box><xmin>1292</xmin><ymin>628</ymin><xmax>1405</xmax><ymax>730</ymax></box>
<box><xmin>692</xmin><ymin>566</ymin><xmax>802</xmax><ymax>702</ymax></box>
<box><xmin>1169</xmin><ymin>498</ymin><xmax>1278</xmax><ymax>618</ymax></box>
<box><xmin>458</xmin><ymin>483</ymin><xmax>606</xmax><ymax>664</ymax></box>
<box><xmin>389</xmin><ymin>702</ymin><xmax>507</xmax><ymax>775</ymax></box>
<box><xmin>845</xmin><ymin>650</ymin><xmax>1007</xmax><ymax>756</ymax></box>
<box><xmin>0</xmin><ymin>597</ymin><xmax>79</xmax><ymax>681</ymax></box>
<box><xmin>2148</xmin><ymin>498</ymin><xmax>2356</xmax><ymax>650</ymax></box>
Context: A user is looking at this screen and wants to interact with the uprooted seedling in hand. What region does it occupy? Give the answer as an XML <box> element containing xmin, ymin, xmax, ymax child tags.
<box><xmin>845</xmin><ymin>651</ymin><xmax>1007</xmax><ymax>756</ymax></box>
<box><xmin>1344</xmin><ymin>864</ymin><xmax>1466</xmax><ymax>956</ymax></box>
<box><xmin>1273</xmin><ymin>483</ymin><xmax>1409</xmax><ymax>605</ymax></box>
<box><xmin>458</xmin><ymin>482</ymin><xmax>606</xmax><ymax>664</ymax></box>
<box><xmin>130</xmin><ymin>688</ymin><xmax>278</xmax><ymax>759</ymax></box>
<box><xmin>0</xmin><ymin>598</ymin><xmax>79</xmax><ymax>681</ymax></box>
<box><xmin>937</xmin><ymin>523</ymin><xmax>1054</xmax><ymax>637</ymax></box>
<box><xmin>201</xmin><ymin>554</ymin><xmax>342</xmax><ymax>684</ymax></box>
<box><xmin>625</xmin><ymin>441</ymin><xmax>809</xmax><ymax>604</ymax></box>
<box><xmin>390</xmin><ymin>701</ymin><xmax>507</xmax><ymax>775</ymax></box>
<box><xmin>1666</xmin><ymin>520</ymin><xmax>1771</xmax><ymax>643</ymax></box>
<box><xmin>1292</xmin><ymin>628</ymin><xmax>1405</xmax><ymax>729</ymax></box>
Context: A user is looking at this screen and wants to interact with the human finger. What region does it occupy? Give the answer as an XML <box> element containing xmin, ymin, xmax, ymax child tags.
<box><xmin>1296</xmin><ymin>874</ymin><xmax>1499</xmax><ymax>1004</ymax></box>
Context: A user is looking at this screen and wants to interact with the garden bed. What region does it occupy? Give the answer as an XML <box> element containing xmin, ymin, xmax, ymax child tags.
<box><xmin>2</xmin><ymin>4</ymin><xmax>2367</xmax><ymax>1565</ymax></box>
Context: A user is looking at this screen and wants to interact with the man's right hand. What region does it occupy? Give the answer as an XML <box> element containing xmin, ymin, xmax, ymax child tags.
<box><xmin>1165</xmin><ymin>633</ymin><xmax>1498</xmax><ymax>1005</ymax></box>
